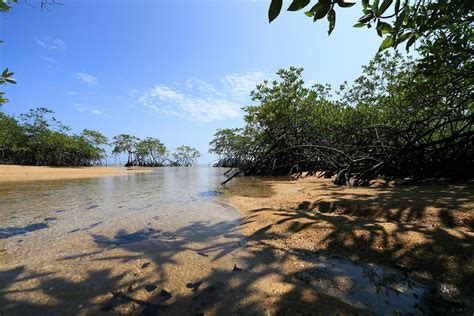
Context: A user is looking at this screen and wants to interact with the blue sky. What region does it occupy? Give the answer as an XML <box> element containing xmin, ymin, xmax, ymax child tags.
<box><xmin>1</xmin><ymin>0</ymin><xmax>381</xmax><ymax>163</ymax></box>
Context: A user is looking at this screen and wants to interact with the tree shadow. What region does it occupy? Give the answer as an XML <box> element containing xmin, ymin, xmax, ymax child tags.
<box><xmin>299</xmin><ymin>181</ymin><xmax>474</xmax><ymax>230</ymax></box>
<box><xmin>1</xmin><ymin>180</ymin><xmax>472</xmax><ymax>315</ymax></box>
<box><xmin>2</xmin><ymin>214</ymin><xmax>469</xmax><ymax>315</ymax></box>
<box><xmin>235</xmin><ymin>181</ymin><xmax>474</xmax><ymax>314</ymax></box>
<box><xmin>0</xmin><ymin>222</ymin><xmax>50</xmax><ymax>239</ymax></box>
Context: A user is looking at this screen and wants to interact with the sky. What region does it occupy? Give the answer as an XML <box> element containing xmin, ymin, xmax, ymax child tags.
<box><xmin>0</xmin><ymin>0</ymin><xmax>381</xmax><ymax>163</ymax></box>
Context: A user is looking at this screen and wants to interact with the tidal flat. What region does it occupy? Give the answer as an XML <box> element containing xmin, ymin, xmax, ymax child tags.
<box><xmin>0</xmin><ymin>165</ymin><xmax>152</xmax><ymax>183</ymax></box>
<box><xmin>0</xmin><ymin>167</ymin><xmax>472</xmax><ymax>315</ymax></box>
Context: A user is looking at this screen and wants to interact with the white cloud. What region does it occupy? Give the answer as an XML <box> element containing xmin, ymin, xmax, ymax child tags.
<box><xmin>34</xmin><ymin>37</ymin><xmax>66</xmax><ymax>51</ymax></box>
<box><xmin>41</xmin><ymin>56</ymin><xmax>57</xmax><ymax>64</ymax></box>
<box><xmin>74</xmin><ymin>103</ymin><xmax>103</xmax><ymax>116</ymax></box>
<box><xmin>138</xmin><ymin>86</ymin><xmax>241</xmax><ymax>122</ymax></box>
<box><xmin>137</xmin><ymin>72</ymin><xmax>269</xmax><ymax>122</ymax></box>
<box><xmin>73</xmin><ymin>72</ymin><xmax>99</xmax><ymax>86</ymax></box>
<box><xmin>185</xmin><ymin>77</ymin><xmax>217</xmax><ymax>94</ymax></box>
<box><xmin>66</xmin><ymin>91</ymin><xmax>78</xmax><ymax>96</ymax></box>
<box><xmin>220</xmin><ymin>72</ymin><xmax>269</xmax><ymax>101</ymax></box>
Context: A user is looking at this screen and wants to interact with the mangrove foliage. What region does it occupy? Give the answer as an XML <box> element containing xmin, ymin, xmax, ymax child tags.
<box><xmin>0</xmin><ymin>107</ymin><xmax>201</xmax><ymax>167</ymax></box>
<box><xmin>210</xmin><ymin>51</ymin><xmax>473</xmax><ymax>185</ymax></box>
<box><xmin>0</xmin><ymin>108</ymin><xmax>108</xmax><ymax>166</ymax></box>
<box><xmin>111</xmin><ymin>135</ymin><xmax>201</xmax><ymax>167</ymax></box>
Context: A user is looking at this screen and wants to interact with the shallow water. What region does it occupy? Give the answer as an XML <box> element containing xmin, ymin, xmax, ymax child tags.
<box><xmin>0</xmin><ymin>167</ymin><xmax>247</xmax><ymax>315</ymax></box>
<box><xmin>0</xmin><ymin>168</ymin><xmax>434</xmax><ymax>315</ymax></box>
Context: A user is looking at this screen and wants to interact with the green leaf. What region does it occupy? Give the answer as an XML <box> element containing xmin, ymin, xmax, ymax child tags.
<box><xmin>327</xmin><ymin>8</ymin><xmax>336</xmax><ymax>35</ymax></box>
<box><xmin>394</xmin><ymin>6</ymin><xmax>407</xmax><ymax>29</ymax></box>
<box><xmin>268</xmin><ymin>0</ymin><xmax>283</xmax><ymax>23</ymax></box>
<box><xmin>396</xmin><ymin>32</ymin><xmax>411</xmax><ymax>43</ymax></box>
<box><xmin>287</xmin><ymin>0</ymin><xmax>311</xmax><ymax>11</ymax></box>
<box><xmin>358</xmin><ymin>12</ymin><xmax>374</xmax><ymax>23</ymax></box>
<box><xmin>353</xmin><ymin>22</ymin><xmax>366</xmax><ymax>28</ymax></box>
<box><xmin>376</xmin><ymin>21</ymin><xmax>392</xmax><ymax>34</ymax></box>
<box><xmin>394</xmin><ymin>0</ymin><xmax>401</xmax><ymax>13</ymax></box>
<box><xmin>405</xmin><ymin>34</ymin><xmax>417</xmax><ymax>50</ymax></box>
<box><xmin>373</xmin><ymin>0</ymin><xmax>380</xmax><ymax>13</ymax></box>
<box><xmin>362</xmin><ymin>0</ymin><xmax>369</xmax><ymax>9</ymax></box>
<box><xmin>304</xmin><ymin>10</ymin><xmax>314</xmax><ymax>16</ymax></box>
<box><xmin>312</xmin><ymin>1</ymin><xmax>331</xmax><ymax>21</ymax></box>
<box><xmin>336</xmin><ymin>0</ymin><xmax>356</xmax><ymax>8</ymax></box>
<box><xmin>378</xmin><ymin>0</ymin><xmax>393</xmax><ymax>16</ymax></box>
<box><xmin>0</xmin><ymin>2</ymin><xmax>10</xmax><ymax>12</ymax></box>
<box><xmin>5</xmin><ymin>78</ymin><xmax>16</xmax><ymax>84</ymax></box>
<box><xmin>376</xmin><ymin>25</ymin><xmax>382</xmax><ymax>37</ymax></box>
<box><xmin>378</xmin><ymin>35</ymin><xmax>394</xmax><ymax>51</ymax></box>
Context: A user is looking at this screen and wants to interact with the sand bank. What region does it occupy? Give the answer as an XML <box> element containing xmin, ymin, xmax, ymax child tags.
<box><xmin>226</xmin><ymin>176</ymin><xmax>474</xmax><ymax>309</ymax></box>
<box><xmin>0</xmin><ymin>165</ymin><xmax>152</xmax><ymax>183</ymax></box>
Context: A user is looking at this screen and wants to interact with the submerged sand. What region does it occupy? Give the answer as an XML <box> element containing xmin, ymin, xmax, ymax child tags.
<box><xmin>1</xmin><ymin>169</ymin><xmax>473</xmax><ymax>314</ymax></box>
<box><xmin>226</xmin><ymin>175</ymin><xmax>474</xmax><ymax>312</ymax></box>
<box><xmin>0</xmin><ymin>165</ymin><xmax>152</xmax><ymax>183</ymax></box>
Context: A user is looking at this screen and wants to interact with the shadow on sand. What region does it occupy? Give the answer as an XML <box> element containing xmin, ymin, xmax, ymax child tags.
<box><xmin>1</xmin><ymin>181</ymin><xmax>473</xmax><ymax>315</ymax></box>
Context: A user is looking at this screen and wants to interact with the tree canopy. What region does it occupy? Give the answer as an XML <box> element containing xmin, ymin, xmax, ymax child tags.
<box><xmin>211</xmin><ymin>51</ymin><xmax>473</xmax><ymax>185</ymax></box>
<box><xmin>268</xmin><ymin>0</ymin><xmax>473</xmax><ymax>65</ymax></box>
<box><xmin>0</xmin><ymin>107</ymin><xmax>108</xmax><ymax>166</ymax></box>
<box><xmin>209</xmin><ymin>0</ymin><xmax>473</xmax><ymax>185</ymax></box>
<box><xmin>0</xmin><ymin>107</ymin><xmax>201</xmax><ymax>168</ymax></box>
<box><xmin>111</xmin><ymin>135</ymin><xmax>172</xmax><ymax>167</ymax></box>
<box><xmin>172</xmin><ymin>145</ymin><xmax>202</xmax><ymax>167</ymax></box>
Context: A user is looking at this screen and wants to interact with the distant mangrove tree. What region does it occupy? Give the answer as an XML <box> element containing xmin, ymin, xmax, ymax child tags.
<box><xmin>0</xmin><ymin>107</ymin><xmax>201</xmax><ymax>167</ymax></box>
<box><xmin>0</xmin><ymin>108</ymin><xmax>108</xmax><ymax>166</ymax></box>
<box><xmin>111</xmin><ymin>135</ymin><xmax>201</xmax><ymax>167</ymax></box>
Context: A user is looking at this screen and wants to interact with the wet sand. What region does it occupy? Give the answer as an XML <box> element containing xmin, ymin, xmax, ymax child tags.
<box><xmin>0</xmin><ymin>165</ymin><xmax>152</xmax><ymax>183</ymax></box>
<box><xmin>1</xmin><ymin>169</ymin><xmax>473</xmax><ymax>315</ymax></box>
<box><xmin>226</xmin><ymin>175</ymin><xmax>474</xmax><ymax>313</ymax></box>
<box><xmin>0</xmin><ymin>168</ymin><xmax>251</xmax><ymax>315</ymax></box>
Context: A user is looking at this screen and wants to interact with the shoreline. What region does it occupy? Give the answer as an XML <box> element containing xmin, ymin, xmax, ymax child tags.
<box><xmin>226</xmin><ymin>175</ymin><xmax>474</xmax><ymax>309</ymax></box>
<box><xmin>0</xmin><ymin>165</ymin><xmax>153</xmax><ymax>183</ymax></box>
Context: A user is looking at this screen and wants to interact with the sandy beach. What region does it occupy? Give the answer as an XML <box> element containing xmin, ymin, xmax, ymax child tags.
<box><xmin>0</xmin><ymin>165</ymin><xmax>153</xmax><ymax>183</ymax></box>
<box><xmin>226</xmin><ymin>175</ymin><xmax>474</xmax><ymax>310</ymax></box>
<box><xmin>1</xmin><ymin>168</ymin><xmax>473</xmax><ymax>314</ymax></box>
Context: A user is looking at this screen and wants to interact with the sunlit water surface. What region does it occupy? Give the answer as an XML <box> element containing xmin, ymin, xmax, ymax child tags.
<box><xmin>0</xmin><ymin>167</ymin><xmax>433</xmax><ymax>315</ymax></box>
<box><xmin>1</xmin><ymin>167</ymin><xmax>246</xmax><ymax>315</ymax></box>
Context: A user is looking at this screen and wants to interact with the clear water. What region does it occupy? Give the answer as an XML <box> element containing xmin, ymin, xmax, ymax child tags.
<box><xmin>0</xmin><ymin>167</ymin><xmax>434</xmax><ymax>315</ymax></box>
<box><xmin>0</xmin><ymin>167</ymin><xmax>246</xmax><ymax>315</ymax></box>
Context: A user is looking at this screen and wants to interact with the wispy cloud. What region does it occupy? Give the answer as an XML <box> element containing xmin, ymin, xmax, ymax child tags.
<box><xmin>73</xmin><ymin>72</ymin><xmax>99</xmax><ymax>86</ymax></box>
<box><xmin>220</xmin><ymin>72</ymin><xmax>268</xmax><ymax>102</ymax></box>
<box><xmin>34</xmin><ymin>37</ymin><xmax>66</xmax><ymax>51</ymax></box>
<box><xmin>74</xmin><ymin>103</ymin><xmax>103</xmax><ymax>116</ymax></box>
<box><xmin>137</xmin><ymin>72</ymin><xmax>268</xmax><ymax>122</ymax></box>
<box><xmin>66</xmin><ymin>91</ymin><xmax>78</xmax><ymax>96</ymax></box>
<box><xmin>41</xmin><ymin>56</ymin><xmax>57</xmax><ymax>64</ymax></box>
<box><xmin>138</xmin><ymin>86</ymin><xmax>242</xmax><ymax>122</ymax></box>
<box><xmin>185</xmin><ymin>77</ymin><xmax>217</xmax><ymax>94</ymax></box>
